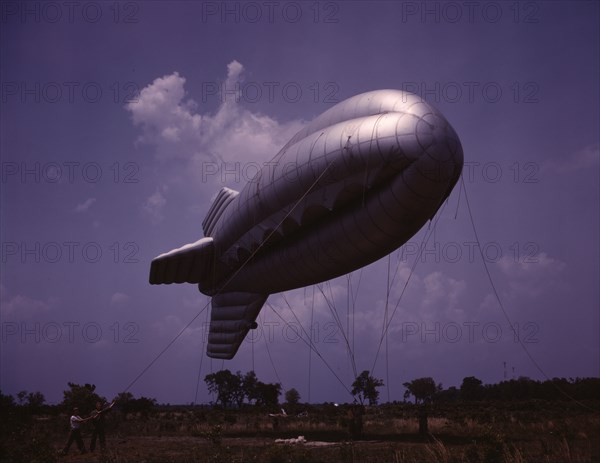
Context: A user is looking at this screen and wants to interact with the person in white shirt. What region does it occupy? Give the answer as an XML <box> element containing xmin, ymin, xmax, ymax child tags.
<box><xmin>60</xmin><ymin>407</ymin><xmax>91</xmax><ymax>455</ymax></box>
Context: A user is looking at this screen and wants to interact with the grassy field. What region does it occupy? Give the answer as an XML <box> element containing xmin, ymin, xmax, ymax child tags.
<box><xmin>3</xmin><ymin>401</ymin><xmax>599</xmax><ymax>462</ymax></box>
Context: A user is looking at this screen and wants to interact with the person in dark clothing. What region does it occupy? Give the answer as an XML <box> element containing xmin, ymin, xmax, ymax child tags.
<box><xmin>89</xmin><ymin>400</ymin><xmax>115</xmax><ymax>452</ymax></box>
<box><xmin>60</xmin><ymin>407</ymin><xmax>90</xmax><ymax>455</ymax></box>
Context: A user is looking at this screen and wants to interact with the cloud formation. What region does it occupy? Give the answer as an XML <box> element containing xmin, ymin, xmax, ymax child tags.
<box><xmin>110</xmin><ymin>292</ymin><xmax>130</xmax><ymax>306</ymax></box>
<box><xmin>142</xmin><ymin>187</ymin><xmax>168</xmax><ymax>224</ymax></box>
<box><xmin>542</xmin><ymin>143</ymin><xmax>599</xmax><ymax>174</ymax></box>
<box><xmin>127</xmin><ymin>61</ymin><xmax>306</xmax><ymax>224</ymax></box>
<box><xmin>498</xmin><ymin>252</ymin><xmax>566</xmax><ymax>299</ymax></box>
<box><xmin>0</xmin><ymin>291</ymin><xmax>55</xmax><ymax>319</ymax></box>
<box><xmin>126</xmin><ymin>61</ymin><xmax>304</xmax><ymax>166</ymax></box>
<box><xmin>73</xmin><ymin>198</ymin><xmax>96</xmax><ymax>213</ymax></box>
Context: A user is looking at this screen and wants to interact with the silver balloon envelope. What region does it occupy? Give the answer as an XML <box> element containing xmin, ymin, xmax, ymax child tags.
<box><xmin>150</xmin><ymin>89</ymin><xmax>464</xmax><ymax>359</ymax></box>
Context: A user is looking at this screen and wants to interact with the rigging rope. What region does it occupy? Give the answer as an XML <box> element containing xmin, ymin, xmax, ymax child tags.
<box><xmin>460</xmin><ymin>177</ymin><xmax>594</xmax><ymax>411</ymax></box>
<box><xmin>329</xmin><ymin>279</ymin><xmax>357</xmax><ymax>377</ymax></box>
<box><xmin>370</xmin><ymin>200</ymin><xmax>446</xmax><ymax>374</ymax></box>
<box><xmin>308</xmin><ymin>286</ymin><xmax>315</xmax><ymax>403</ymax></box>
<box><xmin>258</xmin><ymin>312</ymin><xmax>285</xmax><ymax>391</ymax></box>
<box><xmin>121</xmin><ymin>160</ymin><xmax>335</xmax><ymax>394</ymax></box>
<box><xmin>122</xmin><ymin>302</ymin><xmax>210</xmax><ymax>393</ymax></box>
<box><xmin>267</xmin><ymin>300</ymin><xmax>353</xmax><ymax>396</ymax></box>
<box><xmin>384</xmin><ymin>254</ymin><xmax>391</xmax><ymax>402</ymax></box>
<box><xmin>316</xmin><ymin>283</ymin><xmax>358</xmax><ymax>379</ymax></box>
<box><xmin>349</xmin><ymin>269</ymin><xmax>363</xmax><ymax>360</ymax></box>
<box><xmin>193</xmin><ymin>303</ymin><xmax>210</xmax><ymax>404</ymax></box>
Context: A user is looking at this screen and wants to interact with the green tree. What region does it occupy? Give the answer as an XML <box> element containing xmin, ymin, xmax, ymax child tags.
<box><xmin>460</xmin><ymin>376</ymin><xmax>484</xmax><ymax>401</ymax></box>
<box><xmin>26</xmin><ymin>391</ymin><xmax>46</xmax><ymax>410</ymax></box>
<box><xmin>254</xmin><ymin>381</ymin><xmax>281</xmax><ymax>406</ymax></box>
<box><xmin>62</xmin><ymin>382</ymin><xmax>104</xmax><ymax>414</ymax></box>
<box><xmin>114</xmin><ymin>392</ymin><xmax>156</xmax><ymax>417</ymax></box>
<box><xmin>204</xmin><ymin>369</ymin><xmax>243</xmax><ymax>408</ymax></box>
<box><xmin>242</xmin><ymin>371</ymin><xmax>259</xmax><ymax>404</ymax></box>
<box><xmin>436</xmin><ymin>386</ymin><xmax>459</xmax><ymax>402</ymax></box>
<box><xmin>16</xmin><ymin>390</ymin><xmax>28</xmax><ymax>405</ymax></box>
<box><xmin>351</xmin><ymin>370</ymin><xmax>384</xmax><ymax>405</ymax></box>
<box><xmin>232</xmin><ymin>371</ymin><xmax>247</xmax><ymax>407</ymax></box>
<box><xmin>115</xmin><ymin>391</ymin><xmax>134</xmax><ymax>407</ymax></box>
<box><xmin>0</xmin><ymin>390</ymin><xmax>15</xmax><ymax>409</ymax></box>
<box><xmin>284</xmin><ymin>388</ymin><xmax>301</xmax><ymax>406</ymax></box>
<box><xmin>114</xmin><ymin>391</ymin><xmax>135</xmax><ymax>418</ymax></box>
<box><xmin>403</xmin><ymin>377</ymin><xmax>442</xmax><ymax>404</ymax></box>
<box><xmin>129</xmin><ymin>396</ymin><xmax>157</xmax><ymax>417</ymax></box>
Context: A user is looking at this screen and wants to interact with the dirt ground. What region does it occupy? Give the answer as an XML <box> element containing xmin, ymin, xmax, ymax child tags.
<box><xmin>53</xmin><ymin>433</ymin><xmax>599</xmax><ymax>463</ymax></box>
<box><xmin>55</xmin><ymin>435</ymin><xmax>430</xmax><ymax>462</ymax></box>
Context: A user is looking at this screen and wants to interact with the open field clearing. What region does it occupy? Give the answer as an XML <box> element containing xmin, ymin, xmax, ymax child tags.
<box><xmin>3</xmin><ymin>401</ymin><xmax>599</xmax><ymax>463</ymax></box>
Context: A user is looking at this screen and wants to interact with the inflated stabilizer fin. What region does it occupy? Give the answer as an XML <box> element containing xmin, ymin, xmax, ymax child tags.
<box><xmin>202</xmin><ymin>187</ymin><xmax>239</xmax><ymax>237</ymax></box>
<box><xmin>149</xmin><ymin>237</ymin><xmax>215</xmax><ymax>285</ymax></box>
<box><xmin>207</xmin><ymin>292</ymin><xmax>268</xmax><ymax>359</ymax></box>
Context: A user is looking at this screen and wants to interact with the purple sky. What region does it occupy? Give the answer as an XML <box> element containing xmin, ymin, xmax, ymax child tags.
<box><xmin>1</xmin><ymin>1</ymin><xmax>598</xmax><ymax>405</ymax></box>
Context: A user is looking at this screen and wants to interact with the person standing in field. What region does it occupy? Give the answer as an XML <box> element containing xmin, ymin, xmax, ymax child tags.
<box><xmin>89</xmin><ymin>400</ymin><xmax>115</xmax><ymax>452</ymax></box>
<box><xmin>60</xmin><ymin>407</ymin><xmax>90</xmax><ymax>455</ymax></box>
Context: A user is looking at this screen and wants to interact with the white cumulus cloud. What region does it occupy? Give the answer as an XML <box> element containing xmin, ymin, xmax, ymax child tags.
<box><xmin>0</xmin><ymin>292</ymin><xmax>55</xmax><ymax>318</ymax></box>
<box><xmin>542</xmin><ymin>143</ymin><xmax>599</xmax><ymax>174</ymax></box>
<box><xmin>110</xmin><ymin>292</ymin><xmax>130</xmax><ymax>306</ymax></box>
<box><xmin>74</xmin><ymin>197</ymin><xmax>96</xmax><ymax>213</ymax></box>
<box><xmin>127</xmin><ymin>61</ymin><xmax>306</xmax><ymax>225</ymax></box>
<box><xmin>497</xmin><ymin>252</ymin><xmax>566</xmax><ymax>299</ymax></box>
<box><xmin>142</xmin><ymin>187</ymin><xmax>168</xmax><ymax>224</ymax></box>
<box><xmin>126</xmin><ymin>61</ymin><xmax>304</xmax><ymax>166</ymax></box>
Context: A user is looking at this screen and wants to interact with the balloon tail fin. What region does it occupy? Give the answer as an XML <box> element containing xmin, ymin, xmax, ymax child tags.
<box><xmin>149</xmin><ymin>237</ymin><xmax>215</xmax><ymax>285</ymax></box>
<box><xmin>207</xmin><ymin>292</ymin><xmax>269</xmax><ymax>359</ymax></box>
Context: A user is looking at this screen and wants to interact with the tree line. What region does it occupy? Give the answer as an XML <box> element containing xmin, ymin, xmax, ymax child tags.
<box><xmin>204</xmin><ymin>370</ymin><xmax>283</xmax><ymax>408</ymax></box>
<box><xmin>402</xmin><ymin>376</ymin><xmax>600</xmax><ymax>404</ymax></box>
<box><xmin>1</xmin><ymin>374</ymin><xmax>598</xmax><ymax>414</ymax></box>
<box><xmin>0</xmin><ymin>382</ymin><xmax>157</xmax><ymax>417</ymax></box>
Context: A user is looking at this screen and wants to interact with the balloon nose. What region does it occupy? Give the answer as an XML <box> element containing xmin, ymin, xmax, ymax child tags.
<box><xmin>415</xmin><ymin>113</ymin><xmax>463</xmax><ymax>181</ymax></box>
